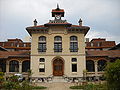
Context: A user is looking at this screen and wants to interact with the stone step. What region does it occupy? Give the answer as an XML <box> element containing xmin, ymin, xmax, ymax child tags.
<box><xmin>52</xmin><ymin>76</ymin><xmax>67</xmax><ymax>82</ymax></box>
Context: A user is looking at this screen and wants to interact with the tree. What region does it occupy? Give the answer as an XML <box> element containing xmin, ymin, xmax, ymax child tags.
<box><xmin>105</xmin><ymin>59</ymin><xmax>120</xmax><ymax>90</ymax></box>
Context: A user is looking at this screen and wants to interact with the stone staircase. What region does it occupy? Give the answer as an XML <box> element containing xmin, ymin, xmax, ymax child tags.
<box><xmin>52</xmin><ymin>76</ymin><xmax>67</xmax><ymax>82</ymax></box>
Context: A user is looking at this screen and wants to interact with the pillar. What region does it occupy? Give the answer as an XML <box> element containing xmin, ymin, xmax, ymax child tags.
<box><xmin>19</xmin><ymin>62</ymin><xmax>22</xmax><ymax>73</ymax></box>
<box><xmin>94</xmin><ymin>61</ymin><xmax>98</xmax><ymax>80</ymax></box>
<box><xmin>6</xmin><ymin>60</ymin><xmax>9</xmax><ymax>73</ymax></box>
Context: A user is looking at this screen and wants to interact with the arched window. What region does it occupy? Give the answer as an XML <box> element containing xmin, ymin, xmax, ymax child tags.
<box><xmin>9</xmin><ymin>60</ymin><xmax>19</xmax><ymax>72</ymax></box>
<box><xmin>98</xmin><ymin>60</ymin><xmax>107</xmax><ymax>71</ymax></box>
<box><xmin>38</xmin><ymin>36</ymin><xmax>46</xmax><ymax>52</ymax></box>
<box><xmin>54</xmin><ymin>36</ymin><xmax>62</xmax><ymax>52</ymax></box>
<box><xmin>0</xmin><ymin>60</ymin><xmax>6</xmax><ymax>72</ymax></box>
<box><xmin>86</xmin><ymin>60</ymin><xmax>95</xmax><ymax>72</ymax></box>
<box><xmin>70</xmin><ymin>36</ymin><xmax>78</xmax><ymax>52</ymax></box>
<box><xmin>39</xmin><ymin>36</ymin><xmax>46</xmax><ymax>41</ymax></box>
<box><xmin>22</xmin><ymin>60</ymin><xmax>30</xmax><ymax>72</ymax></box>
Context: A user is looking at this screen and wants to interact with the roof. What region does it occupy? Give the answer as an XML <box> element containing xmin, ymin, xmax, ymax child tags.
<box><xmin>86</xmin><ymin>38</ymin><xmax>116</xmax><ymax>49</ymax></box>
<box><xmin>0</xmin><ymin>46</ymin><xmax>7</xmax><ymax>51</ymax></box>
<box><xmin>51</xmin><ymin>5</ymin><xmax>65</xmax><ymax>17</ymax></box>
<box><xmin>0</xmin><ymin>51</ymin><xmax>30</xmax><ymax>59</ymax></box>
<box><xmin>44</xmin><ymin>22</ymin><xmax>72</xmax><ymax>26</ymax></box>
<box><xmin>109</xmin><ymin>43</ymin><xmax>120</xmax><ymax>50</ymax></box>
<box><xmin>86</xmin><ymin>50</ymin><xmax>120</xmax><ymax>58</ymax></box>
<box><xmin>52</xmin><ymin>9</ymin><xmax>64</xmax><ymax>12</ymax></box>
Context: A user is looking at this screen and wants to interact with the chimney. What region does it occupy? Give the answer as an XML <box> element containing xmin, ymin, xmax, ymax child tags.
<box><xmin>78</xmin><ymin>18</ymin><xmax>82</xmax><ymax>26</ymax></box>
<box><xmin>34</xmin><ymin>19</ymin><xmax>37</xmax><ymax>26</ymax></box>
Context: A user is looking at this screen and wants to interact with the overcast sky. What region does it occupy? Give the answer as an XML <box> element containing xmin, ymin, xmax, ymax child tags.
<box><xmin>0</xmin><ymin>0</ymin><xmax>120</xmax><ymax>44</ymax></box>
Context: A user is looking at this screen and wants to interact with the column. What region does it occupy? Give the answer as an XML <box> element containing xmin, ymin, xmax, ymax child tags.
<box><xmin>6</xmin><ymin>60</ymin><xmax>9</xmax><ymax>73</ymax></box>
<box><xmin>19</xmin><ymin>62</ymin><xmax>22</xmax><ymax>73</ymax></box>
<box><xmin>94</xmin><ymin>61</ymin><xmax>98</xmax><ymax>80</ymax></box>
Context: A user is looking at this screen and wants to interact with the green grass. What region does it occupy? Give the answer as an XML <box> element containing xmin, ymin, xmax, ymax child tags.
<box><xmin>70</xmin><ymin>83</ymin><xmax>107</xmax><ymax>90</ymax></box>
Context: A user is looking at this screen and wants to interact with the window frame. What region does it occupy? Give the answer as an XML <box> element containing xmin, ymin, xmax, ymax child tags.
<box><xmin>54</xmin><ymin>36</ymin><xmax>62</xmax><ymax>52</ymax></box>
<box><xmin>70</xmin><ymin>36</ymin><xmax>78</xmax><ymax>52</ymax></box>
<box><xmin>38</xmin><ymin>36</ymin><xmax>46</xmax><ymax>52</ymax></box>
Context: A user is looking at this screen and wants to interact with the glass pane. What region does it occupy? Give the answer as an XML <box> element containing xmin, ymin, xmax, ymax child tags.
<box><xmin>72</xmin><ymin>64</ymin><xmax>77</xmax><ymax>72</ymax></box>
<box><xmin>39</xmin><ymin>58</ymin><xmax>45</xmax><ymax>62</ymax></box>
<box><xmin>70</xmin><ymin>36</ymin><xmax>77</xmax><ymax>41</ymax></box>
<box><xmin>54</xmin><ymin>36</ymin><xmax>62</xmax><ymax>41</ymax></box>
<box><xmin>39</xmin><ymin>36</ymin><xmax>46</xmax><ymax>41</ymax></box>
<box><xmin>72</xmin><ymin>58</ymin><xmax>77</xmax><ymax>62</ymax></box>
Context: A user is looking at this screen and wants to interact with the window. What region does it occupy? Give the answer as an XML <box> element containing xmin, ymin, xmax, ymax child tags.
<box><xmin>71</xmin><ymin>58</ymin><xmax>77</xmax><ymax>62</ymax></box>
<box><xmin>70</xmin><ymin>36</ymin><xmax>78</xmax><ymax>52</ymax></box>
<box><xmin>54</xmin><ymin>36</ymin><xmax>62</xmax><ymax>52</ymax></box>
<box><xmin>91</xmin><ymin>42</ymin><xmax>93</xmax><ymax>47</ymax></box>
<box><xmin>39</xmin><ymin>58</ymin><xmax>45</xmax><ymax>73</ymax></box>
<box><xmin>22</xmin><ymin>60</ymin><xmax>30</xmax><ymax>72</ymax></box>
<box><xmin>38</xmin><ymin>36</ymin><xmax>46</xmax><ymax>52</ymax></box>
<box><xmin>9</xmin><ymin>60</ymin><xmax>19</xmax><ymax>72</ymax></box>
<box><xmin>0</xmin><ymin>60</ymin><xmax>6</xmax><ymax>72</ymax></box>
<box><xmin>72</xmin><ymin>64</ymin><xmax>77</xmax><ymax>72</ymax></box>
<box><xmin>86</xmin><ymin>60</ymin><xmax>95</xmax><ymax>72</ymax></box>
<box><xmin>71</xmin><ymin>58</ymin><xmax>77</xmax><ymax>72</ymax></box>
<box><xmin>98</xmin><ymin>60</ymin><xmax>107</xmax><ymax>71</ymax></box>
<box><xmin>39</xmin><ymin>58</ymin><xmax>45</xmax><ymax>62</ymax></box>
<box><xmin>39</xmin><ymin>64</ymin><xmax>45</xmax><ymax>72</ymax></box>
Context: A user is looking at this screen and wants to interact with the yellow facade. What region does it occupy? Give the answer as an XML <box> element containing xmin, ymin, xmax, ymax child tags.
<box><xmin>31</xmin><ymin>26</ymin><xmax>86</xmax><ymax>78</ymax></box>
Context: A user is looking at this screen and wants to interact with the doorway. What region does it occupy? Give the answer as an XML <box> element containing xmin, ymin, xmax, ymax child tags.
<box><xmin>53</xmin><ymin>58</ymin><xmax>64</xmax><ymax>76</ymax></box>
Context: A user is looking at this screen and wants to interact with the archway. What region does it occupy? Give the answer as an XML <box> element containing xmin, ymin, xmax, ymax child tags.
<box><xmin>9</xmin><ymin>60</ymin><xmax>19</xmax><ymax>72</ymax></box>
<box><xmin>86</xmin><ymin>60</ymin><xmax>95</xmax><ymax>72</ymax></box>
<box><xmin>0</xmin><ymin>60</ymin><xmax>6</xmax><ymax>72</ymax></box>
<box><xmin>53</xmin><ymin>58</ymin><xmax>64</xmax><ymax>76</ymax></box>
<box><xmin>22</xmin><ymin>60</ymin><xmax>30</xmax><ymax>72</ymax></box>
<box><xmin>98</xmin><ymin>60</ymin><xmax>107</xmax><ymax>71</ymax></box>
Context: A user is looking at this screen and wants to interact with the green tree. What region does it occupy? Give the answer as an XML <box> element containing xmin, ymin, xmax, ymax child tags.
<box><xmin>105</xmin><ymin>59</ymin><xmax>120</xmax><ymax>90</ymax></box>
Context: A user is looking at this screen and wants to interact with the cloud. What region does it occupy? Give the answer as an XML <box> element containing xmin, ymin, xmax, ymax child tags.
<box><xmin>86</xmin><ymin>30</ymin><xmax>120</xmax><ymax>44</ymax></box>
<box><xmin>0</xmin><ymin>0</ymin><xmax>120</xmax><ymax>44</ymax></box>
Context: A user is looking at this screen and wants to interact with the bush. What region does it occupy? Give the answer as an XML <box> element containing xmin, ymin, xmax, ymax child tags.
<box><xmin>0</xmin><ymin>72</ymin><xmax>4</xmax><ymax>89</ymax></box>
<box><xmin>0</xmin><ymin>74</ymin><xmax>47</xmax><ymax>89</ymax></box>
<box><xmin>105</xmin><ymin>59</ymin><xmax>120</xmax><ymax>90</ymax></box>
<box><xmin>3</xmin><ymin>81</ymin><xmax>19</xmax><ymax>89</ymax></box>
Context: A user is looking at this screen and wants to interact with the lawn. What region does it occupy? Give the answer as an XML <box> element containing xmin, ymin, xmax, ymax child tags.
<box><xmin>70</xmin><ymin>83</ymin><xmax>107</xmax><ymax>90</ymax></box>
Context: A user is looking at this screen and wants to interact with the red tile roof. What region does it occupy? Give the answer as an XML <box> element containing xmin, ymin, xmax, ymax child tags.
<box><xmin>52</xmin><ymin>9</ymin><xmax>64</xmax><ymax>12</ymax></box>
<box><xmin>86</xmin><ymin>50</ymin><xmax>120</xmax><ymax>58</ymax></box>
<box><xmin>71</xmin><ymin>25</ymin><xmax>80</xmax><ymax>27</ymax></box>
<box><xmin>0</xmin><ymin>51</ymin><xmax>30</xmax><ymax>58</ymax></box>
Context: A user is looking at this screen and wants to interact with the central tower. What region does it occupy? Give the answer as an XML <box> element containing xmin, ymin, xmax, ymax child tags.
<box><xmin>52</xmin><ymin>4</ymin><xmax>64</xmax><ymax>20</ymax></box>
<box><xmin>26</xmin><ymin>5</ymin><xmax>90</xmax><ymax>81</ymax></box>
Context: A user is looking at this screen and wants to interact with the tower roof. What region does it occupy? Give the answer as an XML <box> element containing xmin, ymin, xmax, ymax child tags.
<box><xmin>52</xmin><ymin>4</ymin><xmax>64</xmax><ymax>17</ymax></box>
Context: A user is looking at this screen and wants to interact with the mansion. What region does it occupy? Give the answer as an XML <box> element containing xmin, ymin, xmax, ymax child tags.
<box><xmin>0</xmin><ymin>5</ymin><xmax>120</xmax><ymax>82</ymax></box>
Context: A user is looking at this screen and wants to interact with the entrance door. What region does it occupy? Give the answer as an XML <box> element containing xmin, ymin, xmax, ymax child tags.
<box><xmin>53</xmin><ymin>59</ymin><xmax>64</xmax><ymax>76</ymax></box>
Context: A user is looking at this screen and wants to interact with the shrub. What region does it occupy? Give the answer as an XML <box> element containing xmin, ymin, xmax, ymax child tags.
<box><xmin>0</xmin><ymin>72</ymin><xmax>4</xmax><ymax>89</ymax></box>
<box><xmin>105</xmin><ymin>59</ymin><xmax>120</xmax><ymax>90</ymax></box>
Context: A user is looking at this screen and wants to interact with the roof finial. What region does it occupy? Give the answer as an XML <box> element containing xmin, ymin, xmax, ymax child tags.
<box><xmin>78</xmin><ymin>18</ymin><xmax>82</xmax><ymax>26</ymax></box>
<box><xmin>34</xmin><ymin>19</ymin><xmax>37</xmax><ymax>26</ymax></box>
<box><xmin>56</xmin><ymin>4</ymin><xmax>60</xmax><ymax>10</ymax></box>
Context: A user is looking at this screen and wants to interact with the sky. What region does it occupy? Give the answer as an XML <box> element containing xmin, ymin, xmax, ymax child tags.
<box><xmin>0</xmin><ymin>0</ymin><xmax>120</xmax><ymax>44</ymax></box>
